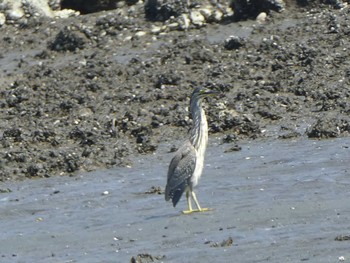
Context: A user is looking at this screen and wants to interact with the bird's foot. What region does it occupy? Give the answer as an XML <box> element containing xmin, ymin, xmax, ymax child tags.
<box><xmin>182</xmin><ymin>208</ymin><xmax>212</xmax><ymax>214</ymax></box>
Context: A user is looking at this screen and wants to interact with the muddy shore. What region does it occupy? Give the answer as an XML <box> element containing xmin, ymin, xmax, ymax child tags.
<box><xmin>0</xmin><ymin>138</ymin><xmax>349</xmax><ymax>262</ymax></box>
<box><xmin>0</xmin><ymin>1</ymin><xmax>349</xmax><ymax>181</ymax></box>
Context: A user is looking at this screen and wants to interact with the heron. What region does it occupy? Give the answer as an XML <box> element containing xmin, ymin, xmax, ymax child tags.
<box><xmin>165</xmin><ymin>87</ymin><xmax>217</xmax><ymax>214</ymax></box>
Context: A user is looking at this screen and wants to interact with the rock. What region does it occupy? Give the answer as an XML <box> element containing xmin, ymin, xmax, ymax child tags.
<box><xmin>211</xmin><ymin>10</ymin><xmax>223</xmax><ymax>22</ymax></box>
<box><xmin>0</xmin><ymin>13</ymin><xmax>5</xmax><ymax>26</ymax></box>
<box><xmin>167</xmin><ymin>22</ymin><xmax>179</xmax><ymax>30</ymax></box>
<box><xmin>224</xmin><ymin>36</ymin><xmax>245</xmax><ymax>50</ymax></box>
<box><xmin>178</xmin><ymin>13</ymin><xmax>190</xmax><ymax>30</ymax></box>
<box><xmin>6</xmin><ymin>2</ymin><xmax>25</xmax><ymax>20</ymax></box>
<box><xmin>78</xmin><ymin>108</ymin><xmax>93</xmax><ymax>118</ymax></box>
<box><xmin>190</xmin><ymin>10</ymin><xmax>205</xmax><ymax>27</ymax></box>
<box><xmin>150</xmin><ymin>25</ymin><xmax>162</xmax><ymax>34</ymax></box>
<box><xmin>210</xmin><ymin>237</ymin><xmax>234</xmax><ymax>247</ymax></box>
<box><xmin>307</xmin><ymin>116</ymin><xmax>344</xmax><ymax>138</ymax></box>
<box><xmin>130</xmin><ymin>253</ymin><xmax>165</xmax><ymax>263</ymax></box>
<box><xmin>124</xmin><ymin>35</ymin><xmax>133</xmax><ymax>41</ymax></box>
<box><xmin>145</xmin><ymin>0</ymin><xmax>187</xmax><ymax>22</ymax></box>
<box><xmin>231</xmin><ymin>0</ymin><xmax>285</xmax><ymax>20</ymax></box>
<box><xmin>134</xmin><ymin>31</ymin><xmax>147</xmax><ymax>37</ymax></box>
<box><xmin>24</xmin><ymin>0</ymin><xmax>54</xmax><ymax>17</ymax></box>
<box><xmin>256</xmin><ymin>12</ymin><xmax>267</xmax><ymax>23</ymax></box>
<box><xmin>3</xmin><ymin>0</ymin><xmax>54</xmax><ymax>19</ymax></box>
<box><xmin>222</xmin><ymin>5</ymin><xmax>234</xmax><ymax>17</ymax></box>
<box><xmin>48</xmin><ymin>27</ymin><xmax>86</xmax><ymax>52</ymax></box>
<box><xmin>199</xmin><ymin>7</ymin><xmax>212</xmax><ymax>20</ymax></box>
<box><xmin>59</xmin><ymin>0</ymin><xmax>121</xmax><ymax>14</ymax></box>
<box><xmin>53</xmin><ymin>9</ymin><xmax>80</xmax><ymax>19</ymax></box>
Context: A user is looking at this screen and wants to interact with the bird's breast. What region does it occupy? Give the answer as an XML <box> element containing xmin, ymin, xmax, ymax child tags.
<box><xmin>191</xmin><ymin>125</ymin><xmax>208</xmax><ymax>187</ymax></box>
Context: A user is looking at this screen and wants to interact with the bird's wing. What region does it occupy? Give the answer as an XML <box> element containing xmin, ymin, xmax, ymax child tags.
<box><xmin>165</xmin><ymin>142</ymin><xmax>196</xmax><ymax>204</ymax></box>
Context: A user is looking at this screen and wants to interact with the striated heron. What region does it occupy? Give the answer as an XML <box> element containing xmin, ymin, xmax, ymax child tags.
<box><xmin>165</xmin><ymin>87</ymin><xmax>217</xmax><ymax>214</ymax></box>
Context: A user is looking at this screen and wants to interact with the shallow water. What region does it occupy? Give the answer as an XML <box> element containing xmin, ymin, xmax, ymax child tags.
<box><xmin>0</xmin><ymin>138</ymin><xmax>349</xmax><ymax>263</ymax></box>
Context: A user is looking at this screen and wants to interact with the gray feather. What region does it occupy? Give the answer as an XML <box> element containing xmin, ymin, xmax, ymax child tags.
<box><xmin>165</xmin><ymin>141</ymin><xmax>196</xmax><ymax>205</ymax></box>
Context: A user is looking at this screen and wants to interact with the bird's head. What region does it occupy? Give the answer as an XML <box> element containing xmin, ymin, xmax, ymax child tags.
<box><xmin>193</xmin><ymin>86</ymin><xmax>219</xmax><ymax>98</ymax></box>
<box><xmin>190</xmin><ymin>87</ymin><xmax>220</xmax><ymax>111</ymax></box>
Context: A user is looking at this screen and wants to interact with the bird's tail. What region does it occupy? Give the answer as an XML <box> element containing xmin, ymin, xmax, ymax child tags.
<box><xmin>165</xmin><ymin>182</ymin><xmax>186</xmax><ymax>207</ymax></box>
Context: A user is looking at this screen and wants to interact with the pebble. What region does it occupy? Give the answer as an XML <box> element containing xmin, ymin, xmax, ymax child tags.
<box><xmin>199</xmin><ymin>8</ymin><xmax>211</xmax><ymax>20</ymax></box>
<box><xmin>224</xmin><ymin>36</ymin><xmax>245</xmax><ymax>50</ymax></box>
<box><xmin>150</xmin><ymin>25</ymin><xmax>162</xmax><ymax>34</ymax></box>
<box><xmin>7</xmin><ymin>8</ymin><xmax>24</xmax><ymax>20</ymax></box>
<box><xmin>134</xmin><ymin>31</ymin><xmax>146</xmax><ymax>37</ymax></box>
<box><xmin>0</xmin><ymin>13</ymin><xmax>5</xmax><ymax>26</ymax></box>
<box><xmin>256</xmin><ymin>12</ymin><xmax>267</xmax><ymax>23</ymax></box>
<box><xmin>54</xmin><ymin>9</ymin><xmax>80</xmax><ymax>19</ymax></box>
<box><xmin>178</xmin><ymin>14</ymin><xmax>190</xmax><ymax>30</ymax></box>
<box><xmin>78</xmin><ymin>108</ymin><xmax>93</xmax><ymax>117</ymax></box>
<box><xmin>212</xmin><ymin>10</ymin><xmax>223</xmax><ymax>22</ymax></box>
<box><xmin>167</xmin><ymin>22</ymin><xmax>179</xmax><ymax>30</ymax></box>
<box><xmin>223</xmin><ymin>6</ymin><xmax>234</xmax><ymax>17</ymax></box>
<box><xmin>190</xmin><ymin>10</ymin><xmax>205</xmax><ymax>27</ymax></box>
<box><xmin>124</xmin><ymin>35</ymin><xmax>133</xmax><ymax>41</ymax></box>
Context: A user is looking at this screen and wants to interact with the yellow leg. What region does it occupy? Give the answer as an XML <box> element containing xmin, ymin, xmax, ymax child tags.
<box><xmin>182</xmin><ymin>191</ymin><xmax>193</xmax><ymax>214</ymax></box>
<box><xmin>182</xmin><ymin>191</ymin><xmax>212</xmax><ymax>214</ymax></box>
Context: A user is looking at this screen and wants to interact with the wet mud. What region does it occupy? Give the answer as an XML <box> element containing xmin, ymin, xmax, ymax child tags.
<box><xmin>0</xmin><ymin>138</ymin><xmax>349</xmax><ymax>262</ymax></box>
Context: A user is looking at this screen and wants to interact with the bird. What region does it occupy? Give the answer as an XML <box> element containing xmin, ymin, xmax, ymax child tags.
<box><xmin>165</xmin><ymin>87</ymin><xmax>217</xmax><ymax>214</ymax></box>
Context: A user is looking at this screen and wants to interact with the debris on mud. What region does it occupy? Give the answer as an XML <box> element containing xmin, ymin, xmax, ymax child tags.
<box><xmin>224</xmin><ymin>144</ymin><xmax>242</xmax><ymax>153</ymax></box>
<box><xmin>208</xmin><ymin>236</ymin><xmax>234</xmax><ymax>247</ymax></box>
<box><xmin>278</xmin><ymin>131</ymin><xmax>302</xmax><ymax>139</ymax></box>
<box><xmin>335</xmin><ymin>235</ymin><xmax>350</xmax><ymax>241</ymax></box>
<box><xmin>130</xmin><ymin>253</ymin><xmax>165</xmax><ymax>263</ymax></box>
<box><xmin>144</xmin><ymin>186</ymin><xmax>163</xmax><ymax>195</ymax></box>
<box><xmin>0</xmin><ymin>188</ymin><xmax>12</xmax><ymax>193</ymax></box>
<box><xmin>222</xmin><ymin>134</ymin><xmax>237</xmax><ymax>144</ymax></box>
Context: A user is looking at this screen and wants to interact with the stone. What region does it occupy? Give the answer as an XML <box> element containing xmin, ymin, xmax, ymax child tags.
<box><xmin>256</xmin><ymin>12</ymin><xmax>267</xmax><ymax>23</ymax></box>
<box><xmin>0</xmin><ymin>13</ymin><xmax>6</xmax><ymax>26</ymax></box>
<box><xmin>190</xmin><ymin>10</ymin><xmax>205</xmax><ymax>27</ymax></box>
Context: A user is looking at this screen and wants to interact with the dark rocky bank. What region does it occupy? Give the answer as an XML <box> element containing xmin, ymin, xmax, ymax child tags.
<box><xmin>0</xmin><ymin>0</ymin><xmax>350</xmax><ymax>181</ymax></box>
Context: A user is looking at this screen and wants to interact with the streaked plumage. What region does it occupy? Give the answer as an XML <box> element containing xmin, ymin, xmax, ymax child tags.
<box><xmin>165</xmin><ymin>142</ymin><xmax>196</xmax><ymax>206</ymax></box>
<box><xmin>165</xmin><ymin>87</ymin><xmax>216</xmax><ymax>213</ymax></box>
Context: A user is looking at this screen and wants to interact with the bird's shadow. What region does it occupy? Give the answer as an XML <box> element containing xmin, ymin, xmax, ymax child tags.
<box><xmin>145</xmin><ymin>211</ymin><xmax>183</xmax><ymax>220</ymax></box>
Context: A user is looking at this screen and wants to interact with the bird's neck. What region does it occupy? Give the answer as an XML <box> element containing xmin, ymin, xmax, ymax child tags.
<box><xmin>189</xmin><ymin>99</ymin><xmax>208</xmax><ymax>151</ymax></box>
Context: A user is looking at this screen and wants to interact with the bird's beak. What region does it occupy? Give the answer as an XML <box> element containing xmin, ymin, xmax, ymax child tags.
<box><xmin>204</xmin><ymin>89</ymin><xmax>220</xmax><ymax>96</ymax></box>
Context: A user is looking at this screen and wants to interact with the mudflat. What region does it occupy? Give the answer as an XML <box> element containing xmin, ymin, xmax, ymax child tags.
<box><xmin>0</xmin><ymin>138</ymin><xmax>349</xmax><ymax>262</ymax></box>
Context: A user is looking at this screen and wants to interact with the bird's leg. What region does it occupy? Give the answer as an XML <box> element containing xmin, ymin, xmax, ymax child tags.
<box><xmin>191</xmin><ymin>191</ymin><xmax>211</xmax><ymax>212</ymax></box>
<box><xmin>182</xmin><ymin>191</ymin><xmax>194</xmax><ymax>214</ymax></box>
<box><xmin>182</xmin><ymin>191</ymin><xmax>211</xmax><ymax>214</ymax></box>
